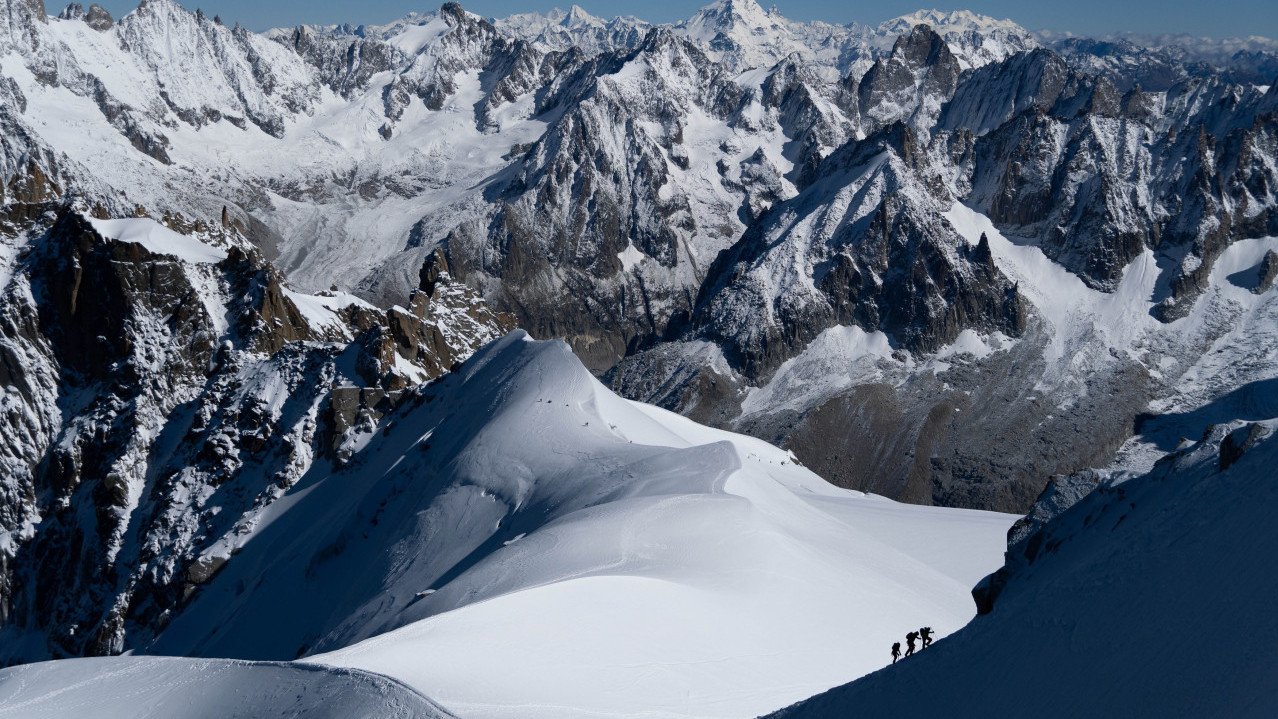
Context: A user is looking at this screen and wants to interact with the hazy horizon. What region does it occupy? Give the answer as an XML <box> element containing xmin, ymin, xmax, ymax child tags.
<box><xmin>82</xmin><ymin>0</ymin><xmax>1277</xmax><ymax>42</ymax></box>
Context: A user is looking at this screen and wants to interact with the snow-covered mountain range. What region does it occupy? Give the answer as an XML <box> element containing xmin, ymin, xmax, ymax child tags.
<box><xmin>2</xmin><ymin>0</ymin><xmax>1274</xmax><ymax>513</ymax></box>
<box><xmin>0</xmin><ymin>0</ymin><xmax>1277</xmax><ymax>713</ymax></box>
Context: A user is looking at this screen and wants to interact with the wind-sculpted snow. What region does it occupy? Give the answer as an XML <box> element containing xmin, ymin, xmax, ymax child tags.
<box><xmin>139</xmin><ymin>330</ymin><xmax>1014</xmax><ymax>718</ymax></box>
<box><xmin>0</xmin><ymin>5</ymin><xmax>1276</xmax><ymax>711</ymax></box>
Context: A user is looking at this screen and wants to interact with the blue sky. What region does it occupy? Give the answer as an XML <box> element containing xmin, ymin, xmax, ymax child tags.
<box><xmin>90</xmin><ymin>0</ymin><xmax>1276</xmax><ymax>40</ymax></box>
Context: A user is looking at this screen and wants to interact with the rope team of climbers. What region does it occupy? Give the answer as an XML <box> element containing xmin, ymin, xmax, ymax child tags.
<box><xmin>890</xmin><ymin>626</ymin><xmax>933</xmax><ymax>663</ymax></box>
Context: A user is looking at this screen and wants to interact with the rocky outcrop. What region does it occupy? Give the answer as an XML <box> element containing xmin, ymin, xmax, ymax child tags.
<box><xmin>1255</xmin><ymin>250</ymin><xmax>1278</xmax><ymax>294</ymax></box>
<box><xmin>0</xmin><ymin>203</ymin><xmax>512</xmax><ymax>664</ymax></box>
<box><xmin>356</xmin><ymin>248</ymin><xmax>515</xmax><ymax>392</ymax></box>
<box><xmin>58</xmin><ymin>3</ymin><xmax>112</xmax><ymax>30</ymax></box>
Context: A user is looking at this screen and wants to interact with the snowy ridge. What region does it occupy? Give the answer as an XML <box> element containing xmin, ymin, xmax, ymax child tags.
<box><xmin>139</xmin><ymin>331</ymin><xmax>1014</xmax><ymax>718</ymax></box>
<box><xmin>87</xmin><ymin>217</ymin><xmax>229</xmax><ymax>264</ymax></box>
<box><xmin>0</xmin><ymin>3</ymin><xmax>1276</xmax><ymax>717</ymax></box>
<box><xmin>0</xmin><ymin>0</ymin><xmax>1270</xmax><ymax>509</ymax></box>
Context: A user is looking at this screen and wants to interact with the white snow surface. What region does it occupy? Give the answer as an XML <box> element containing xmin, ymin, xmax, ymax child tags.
<box><xmin>0</xmin><ymin>656</ymin><xmax>453</xmax><ymax>719</ymax></box>
<box><xmin>142</xmin><ymin>331</ymin><xmax>1013</xmax><ymax>719</ymax></box>
<box><xmin>305</xmin><ymin>334</ymin><xmax>1013</xmax><ymax>718</ymax></box>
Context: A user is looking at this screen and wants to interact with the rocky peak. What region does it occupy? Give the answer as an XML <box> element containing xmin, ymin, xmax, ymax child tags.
<box><xmin>562</xmin><ymin>5</ymin><xmax>602</xmax><ymax>29</ymax></box>
<box><xmin>439</xmin><ymin>1</ymin><xmax>468</xmax><ymax>26</ymax></box>
<box><xmin>85</xmin><ymin>2</ymin><xmax>110</xmax><ymax>30</ymax></box>
<box><xmin>686</xmin><ymin>118</ymin><xmax>1025</xmax><ymax>380</ymax></box>
<box><xmin>858</xmin><ymin>24</ymin><xmax>961</xmax><ymax>133</ymax></box>
<box><xmin>418</xmin><ymin>246</ymin><xmax>450</xmax><ymax>298</ymax></box>
<box><xmin>59</xmin><ymin>2</ymin><xmax>111</xmax><ymax>30</ymax></box>
<box><xmin>940</xmin><ymin>48</ymin><xmax>1074</xmax><ymax>134</ymax></box>
<box><xmin>889</xmin><ymin>23</ymin><xmax>953</xmax><ymax>68</ymax></box>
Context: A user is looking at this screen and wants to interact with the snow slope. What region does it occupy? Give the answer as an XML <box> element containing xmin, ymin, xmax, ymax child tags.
<box><xmin>0</xmin><ymin>656</ymin><xmax>453</xmax><ymax>719</ymax></box>
<box><xmin>139</xmin><ymin>331</ymin><xmax>1013</xmax><ymax>719</ymax></box>
<box><xmin>768</xmin><ymin>421</ymin><xmax>1278</xmax><ymax>719</ymax></box>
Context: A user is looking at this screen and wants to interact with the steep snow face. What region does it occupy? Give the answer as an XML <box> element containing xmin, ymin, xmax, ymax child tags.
<box><xmin>0</xmin><ymin>656</ymin><xmax>455</xmax><ymax>718</ymax></box>
<box><xmin>768</xmin><ymin>421</ymin><xmax>1278</xmax><ymax>719</ymax></box>
<box><xmin>144</xmin><ymin>331</ymin><xmax>1015</xmax><ymax>719</ymax></box>
<box><xmin>677</xmin><ymin>0</ymin><xmax>848</xmax><ymax>74</ymax></box>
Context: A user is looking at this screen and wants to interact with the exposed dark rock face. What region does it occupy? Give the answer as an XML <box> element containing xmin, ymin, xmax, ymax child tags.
<box><xmin>965</xmin><ymin>70</ymin><xmax>1278</xmax><ymax>302</ymax></box>
<box><xmin>60</xmin><ymin>3</ymin><xmax>114</xmax><ymax>30</ymax></box>
<box><xmin>1219</xmin><ymin>422</ymin><xmax>1265</xmax><ymax>471</ymax></box>
<box><xmin>0</xmin><ymin>202</ymin><xmax>510</xmax><ymax>664</ymax></box>
<box><xmin>286</xmin><ymin>26</ymin><xmax>405</xmax><ymax>99</ymax></box>
<box><xmin>857</xmin><ymin>25</ymin><xmax>961</xmax><ymax>133</ymax></box>
<box><xmin>84</xmin><ymin>4</ymin><xmax>112</xmax><ymax>31</ymax></box>
<box><xmin>443</xmin><ymin>28</ymin><xmax>753</xmax><ymax>370</ymax></box>
<box><xmin>1255</xmin><ymin>250</ymin><xmax>1278</xmax><ymax>294</ymax></box>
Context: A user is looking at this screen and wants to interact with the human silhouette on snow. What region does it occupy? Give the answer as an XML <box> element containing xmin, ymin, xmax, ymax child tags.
<box><xmin>905</xmin><ymin>631</ymin><xmax>918</xmax><ymax>656</ymax></box>
<box><xmin>891</xmin><ymin>642</ymin><xmax>901</xmax><ymax>664</ymax></box>
<box><xmin>920</xmin><ymin>626</ymin><xmax>933</xmax><ymax>649</ymax></box>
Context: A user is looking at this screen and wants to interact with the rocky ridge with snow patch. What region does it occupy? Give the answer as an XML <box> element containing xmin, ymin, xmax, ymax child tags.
<box><xmin>0</xmin><ymin>189</ymin><xmax>511</xmax><ymax>663</ymax></box>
